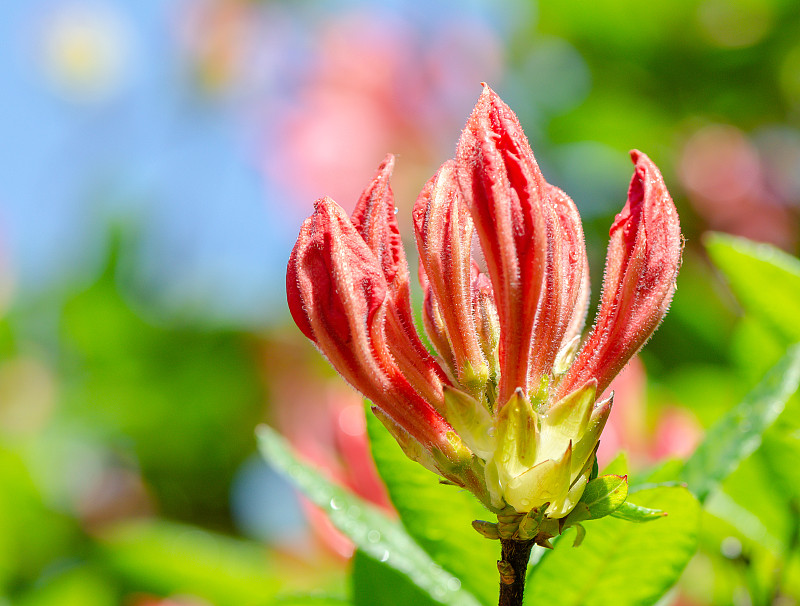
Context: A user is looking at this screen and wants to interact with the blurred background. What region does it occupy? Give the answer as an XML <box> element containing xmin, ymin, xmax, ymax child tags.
<box><xmin>0</xmin><ymin>0</ymin><xmax>799</xmax><ymax>604</ymax></box>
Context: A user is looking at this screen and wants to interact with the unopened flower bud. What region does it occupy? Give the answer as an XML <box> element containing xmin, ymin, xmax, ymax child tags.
<box><xmin>414</xmin><ymin>161</ymin><xmax>489</xmax><ymax>392</ymax></box>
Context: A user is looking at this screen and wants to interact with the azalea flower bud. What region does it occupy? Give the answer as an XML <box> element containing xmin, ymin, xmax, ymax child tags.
<box><xmin>556</xmin><ymin>150</ymin><xmax>682</xmax><ymax>400</ymax></box>
<box><xmin>286</xmin><ymin>196</ymin><xmax>388</xmax><ymax>393</ymax></box>
<box><xmin>456</xmin><ymin>87</ymin><xmax>549</xmax><ymax>405</ymax></box>
<box><xmin>286</xmin><ymin>84</ymin><xmax>681</xmax><ymax>528</ymax></box>
<box><xmin>533</xmin><ymin>185</ymin><xmax>588</xmax><ymax>384</ymax></box>
<box><xmin>351</xmin><ymin>155</ymin><xmax>449</xmax><ymax>410</ymax></box>
<box><xmin>286</xmin><ymin>196</ymin><xmax>468</xmax><ymax>471</ymax></box>
<box><xmin>414</xmin><ymin>160</ymin><xmax>489</xmax><ymax>392</ymax></box>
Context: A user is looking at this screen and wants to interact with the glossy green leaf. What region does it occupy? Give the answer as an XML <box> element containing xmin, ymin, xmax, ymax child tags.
<box><xmin>706</xmin><ymin>395</ymin><xmax>800</xmax><ymax>552</ymax></box>
<box><xmin>365</xmin><ymin>407</ymin><xmax>498</xmax><ymax>606</ymax></box>
<box><xmin>525</xmin><ymin>486</ymin><xmax>700</xmax><ymax>606</ymax></box>
<box><xmin>705</xmin><ymin>456</ymin><xmax>787</xmax><ymax>555</ymax></box>
<box><xmin>714</xmin><ymin>314</ymin><xmax>800</xmax><ymax>550</ymax></box>
<box><xmin>582</xmin><ymin>475</ymin><xmax>629</xmax><ymax>517</ymax></box>
<box><xmin>680</xmin><ymin>344</ymin><xmax>800</xmax><ymax>503</ymax></box>
<box><xmin>705</xmin><ymin>233</ymin><xmax>800</xmax><ymax>343</ymax></box>
<box><xmin>563</xmin><ymin>475</ymin><xmax>628</xmax><ymax>525</ymax></box>
<box><xmin>610</xmin><ymin>501</ymin><xmax>667</xmax><ymax>522</ymax></box>
<box><xmin>351</xmin><ymin>550</ymin><xmax>438</xmax><ymax>606</ymax></box>
<box><xmin>256</xmin><ymin>425</ymin><xmax>481</xmax><ymax>606</ymax></box>
<box><xmin>760</xmin><ymin>402</ymin><xmax>800</xmax><ymax>502</ymax></box>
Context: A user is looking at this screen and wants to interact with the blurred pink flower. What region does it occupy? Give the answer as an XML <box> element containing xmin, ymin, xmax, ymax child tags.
<box><xmin>261</xmin><ymin>335</ymin><xmax>392</xmax><ymax>557</ymax></box>
<box><xmin>261</xmin><ymin>10</ymin><xmax>503</xmax><ymax>217</ymax></box>
<box><xmin>679</xmin><ymin>124</ymin><xmax>797</xmax><ymax>251</ymax></box>
<box><xmin>172</xmin><ymin>0</ymin><xmax>506</xmax><ymax>236</ymax></box>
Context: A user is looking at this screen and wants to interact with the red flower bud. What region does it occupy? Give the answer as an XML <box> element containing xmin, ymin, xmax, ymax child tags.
<box><xmin>351</xmin><ymin>155</ymin><xmax>448</xmax><ymax>409</ymax></box>
<box><xmin>556</xmin><ymin>150</ymin><xmax>682</xmax><ymax>400</ymax></box>
<box><xmin>286</xmin><ymin>196</ymin><xmax>461</xmax><ymax>465</ymax></box>
<box><xmin>419</xmin><ymin>267</ymin><xmax>457</xmax><ymax>377</ymax></box>
<box><xmin>471</xmin><ymin>264</ymin><xmax>500</xmax><ymax>381</ymax></box>
<box><xmin>414</xmin><ymin>160</ymin><xmax>489</xmax><ymax>391</ymax></box>
<box><xmin>528</xmin><ymin>184</ymin><xmax>588</xmax><ymax>389</ymax></box>
<box><xmin>456</xmin><ymin>85</ymin><xmax>549</xmax><ymax>404</ymax></box>
<box><xmin>286</xmin><ymin>85</ymin><xmax>682</xmax><ymax>518</ymax></box>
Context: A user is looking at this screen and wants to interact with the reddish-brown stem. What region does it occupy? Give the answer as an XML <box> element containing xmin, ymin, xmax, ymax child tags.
<box><xmin>498</xmin><ymin>538</ymin><xmax>535</xmax><ymax>606</ymax></box>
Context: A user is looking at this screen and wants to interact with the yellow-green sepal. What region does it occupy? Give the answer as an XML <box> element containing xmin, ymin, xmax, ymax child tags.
<box><xmin>539</xmin><ymin>380</ymin><xmax>597</xmax><ymax>460</ymax></box>
<box><xmin>443</xmin><ymin>385</ymin><xmax>495</xmax><ymax>459</ymax></box>
<box><xmin>505</xmin><ymin>441</ymin><xmax>573</xmax><ymax>513</ymax></box>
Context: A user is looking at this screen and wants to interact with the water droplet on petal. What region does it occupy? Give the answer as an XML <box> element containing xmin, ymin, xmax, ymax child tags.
<box><xmin>330</xmin><ymin>497</ymin><xmax>342</xmax><ymax>510</ymax></box>
<box><xmin>380</xmin><ymin>549</ymin><xmax>390</xmax><ymax>562</ymax></box>
<box><xmin>367</xmin><ymin>529</ymin><xmax>381</xmax><ymax>543</ymax></box>
<box><xmin>447</xmin><ymin>578</ymin><xmax>462</xmax><ymax>591</ymax></box>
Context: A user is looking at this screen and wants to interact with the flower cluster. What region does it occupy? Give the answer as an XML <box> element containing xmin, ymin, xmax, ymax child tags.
<box><xmin>287</xmin><ymin>85</ymin><xmax>681</xmax><ymax>521</ymax></box>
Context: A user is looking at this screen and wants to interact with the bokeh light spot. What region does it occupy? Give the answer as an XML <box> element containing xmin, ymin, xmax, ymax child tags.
<box><xmin>338</xmin><ymin>403</ymin><xmax>366</xmax><ymax>438</ymax></box>
<box><xmin>697</xmin><ymin>0</ymin><xmax>773</xmax><ymax>48</ymax></box>
<box><xmin>38</xmin><ymin>1</ymin><xmax>133</xmax><ymax>102</ymax></box>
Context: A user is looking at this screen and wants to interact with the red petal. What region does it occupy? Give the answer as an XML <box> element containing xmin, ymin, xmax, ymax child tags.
<box><xmin>351</xmin><ymin>154</ymin><xmax>405</xmax><ymax>293</ymax></box>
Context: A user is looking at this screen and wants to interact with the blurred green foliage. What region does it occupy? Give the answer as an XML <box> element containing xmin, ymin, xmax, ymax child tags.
<box><xmin>58</xmin><ymin>244</ymin><xmax>265</xmax><ymax>528</ymax></box>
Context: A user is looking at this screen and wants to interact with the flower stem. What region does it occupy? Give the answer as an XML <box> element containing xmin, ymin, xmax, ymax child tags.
<box><xmin>498</xmin><ymin>538</ymin><xmax>535</xmax><ymax>606</ymax></box>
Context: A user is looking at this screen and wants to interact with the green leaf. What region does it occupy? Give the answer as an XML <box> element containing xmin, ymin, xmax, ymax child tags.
<box><xmin>680</xmin><ymin>344</ymin><xmax>800</xmax><ymax>503</ymax></box>
<box><xmin>610</xmin><ymin>501</ymin><xmax>667</xmax><ymax>522</ymax></box>
<box><xmin>365</xmin><ymin>407</ymin><xmax>498</xmax><ymax>606</ymax></box>
<box><xmin>706</xmin><ymin>397</ymin><xmax>800</xmax><ymax>552</ymax></box>
<box><xmin>351</xmin><ymin>550</ymin><xmax>438</xmax><ymax>606</ymax></box>
<box><xmin>256</xmin><ymin>425</ymin><xmax>481</xmax><ymax>606</ymax></box>
<box><xmin>705</xmin><ymin>232</ymin><xmax>800</xmax><ymax>343</ymax></box>
<box><xmin>582</xmin><ymin>475</ymin><xmax>629</xmax><ymax>517</ymax></box>
<box><xmin>524</xmin><ymin>486</ymin><xmax>700</xmax><ymax>606</ymax></box>
<box><xmin>16</xmin><ymin>565</ymin><xmax>117</xmax><ymax>606</ymax></box>
<box><xmin>571</xmin><ymin>523</ymin><xmax>587</xmax><ymax>547</ymax></box>
<box><xmin>760</xmin><ymin>401</ymin><xmax>800</xmax><ymax>501</ymax></box>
